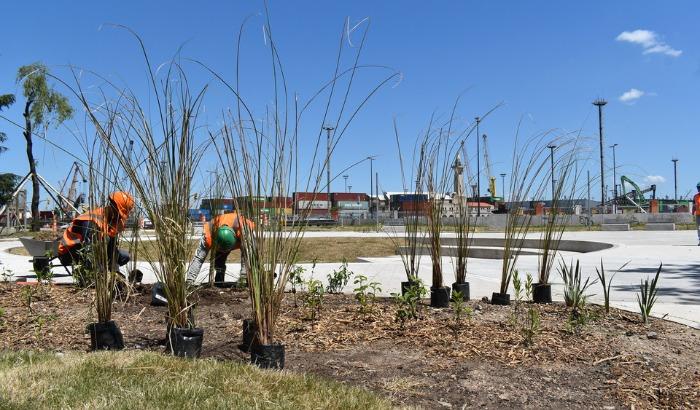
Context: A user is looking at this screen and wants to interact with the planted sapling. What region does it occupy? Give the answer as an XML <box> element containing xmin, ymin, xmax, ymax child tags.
<box><xmin>637</xmin><ymin>263</ymin><xmax>662</xmax><ymax>324</ymax></box>
<box><xmin>302</xmin><ymin>278</ymin><xmax>325</xmax><ymax>321</ymax></box>
<box><xmin>450</xmin><ymin>290</ymin><xmax>472</xmax><ymax>340</ymax></box>
<box><xmin>392</xmin><ymin>279</ymin><xmax>427</xmax><ymax>329</ymax></box>
<box><xmin>327</xmin><ymin>259</ymin><xmax>353</xmax><ymax>294</ymax></box>
<box><xmin>288</xmin><ymin>265</ymin><xmax>306</xmax><ymax>307</ymax></box>
<box><xmin>353</xmin><ymin>274</ymin><xmax>382</xmax><ymax>315</ymax></box>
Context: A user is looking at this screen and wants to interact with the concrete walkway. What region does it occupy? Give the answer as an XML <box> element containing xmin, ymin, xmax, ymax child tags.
<box><xmin>1</xmin><ymin>229</ymin><xmax>698</xmax><ymax>329</ymax></box>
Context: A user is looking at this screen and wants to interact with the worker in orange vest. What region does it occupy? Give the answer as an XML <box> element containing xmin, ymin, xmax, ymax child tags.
<box><xmin>186</xmin><ymin>211</ymin><xmax>255</xmax><ymax>286</ymax></box>
<box><xmin>693</xmin><ymin>182</ymin><xmax>700</xmax><ymax>246</ymax></box>
<box><xmin>57</xmin><ymin>191</ymin><xmax>135</xmax><ymax>271</ymax></box>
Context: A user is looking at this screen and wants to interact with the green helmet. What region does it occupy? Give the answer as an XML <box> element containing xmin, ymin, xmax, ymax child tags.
<box><xmin>214</xmin><ymin>225</ymin><xmax>237</xmax><ymax>251</ymax></box>
<box><xmin>697</xmin><ymin>181</ymin><xmax>700</xmax><ymax>187</ymax></box>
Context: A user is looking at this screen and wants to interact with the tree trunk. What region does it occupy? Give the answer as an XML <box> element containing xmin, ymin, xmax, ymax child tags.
<box><xmin>23</xmin><ymin>99</ymin><xmax>40</xmax><ymax>231</ymax></box>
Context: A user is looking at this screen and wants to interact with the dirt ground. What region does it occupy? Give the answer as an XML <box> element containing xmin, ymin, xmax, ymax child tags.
<box><xmin>0</xmin><ymin>283</ymin><xmax>698</xmax><ymax>409</ymax></box>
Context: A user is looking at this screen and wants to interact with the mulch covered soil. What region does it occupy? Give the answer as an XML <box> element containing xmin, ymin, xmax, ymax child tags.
<box><xmin>0</xmin><ymin>282</ymin><xmax>698</xmax><ymax>409</ymax></box>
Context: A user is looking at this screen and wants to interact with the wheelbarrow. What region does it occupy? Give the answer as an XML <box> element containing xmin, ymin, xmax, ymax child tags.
<box><xmin>18</xmin><ymin>237</ymin><xmax>60</xmax><ymax>276</ymax></box>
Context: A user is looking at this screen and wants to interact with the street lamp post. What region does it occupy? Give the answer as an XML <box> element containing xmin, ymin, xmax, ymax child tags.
<box><xmin>500</xmin><ymin>173</ymin><xmax>506</xmax><ymax>200</ymax></box>
<box><xmin>672</xmin><ymin>158</ymin><xmax>678</xmax><ymax>201</ymax></box>
<box><xmin>367</xmin><ymin>156</ymin><xmax>375</xmax><ymax>219</ymax></box>
<box><xmin>475</xmin><ymin>116</ymin><xmax>481</xmax><ymax>216</ymax></box>
<box><xmin>610</xmin><ymin>143</ymin><xmax>618</xmax><ymax>213</ymax></box>
<box><xmin>593</xmin><ymin>98</ymin><xmax>608</xmax><ymax>211</ymax></box>
<box><xmin>323</xmin><ymin>126</ymin><xmax>335</xmax><ymax>219</ymax></box>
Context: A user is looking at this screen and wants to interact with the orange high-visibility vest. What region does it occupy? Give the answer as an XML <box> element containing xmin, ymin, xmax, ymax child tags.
<box><xmin>203</xmin><ymin>212</ymin><xmax>255</xmax><ymax>249</ymax></box>
<box><xmin>58</xmin><ymin>208</ymin><xmax>124</xmax><ymax>255</ymax></box>
<box><xmin>694</xmin><ymin>193</ymin><xmax>700</xmax><ymax>216</ymax></box>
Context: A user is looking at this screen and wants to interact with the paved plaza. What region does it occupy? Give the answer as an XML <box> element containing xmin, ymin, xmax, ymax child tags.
<box><xmin>2</xmin><ymin>229</ymin><xmax>699</xmax><ymax>329</ymax></box>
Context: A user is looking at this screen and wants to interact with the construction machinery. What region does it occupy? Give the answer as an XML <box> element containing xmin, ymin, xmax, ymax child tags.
<box><xmin>614</xmin><ymin>175</ymin><xmax>656</xmax><ymax>213</ymax></box>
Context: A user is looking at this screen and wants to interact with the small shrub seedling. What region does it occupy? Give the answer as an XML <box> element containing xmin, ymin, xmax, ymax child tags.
<box><xmin>327</xmin><ymin>259</ymin><xmax>353</xmax><ymax>294</ymax></box>
<box><xmin>288</xmin><ymin>265</ymin><xmax>306</xmax><ymax>307</ymax></box>
<box><xmin>392</xmin><ymin>279</ymin><xmax>427</xmax><ymax>329</ymax></box>
<box><xmin>301</xmin><ymin>278</ymin><xmax>325</xmax><ymax>321</ymax></box>
<box><xmin>637</xmin><ymin>263</ymin><xmax>662</xmax><ymax>324</ymax></box>
<box><xmin>511</xmin><ymin>271</ymin><xmax>540</xmax><ymax>345</ymax></box>
<box><xmin>449</xmin><ymin>290</ymin><xmax>472</xmax><ymax>340</ymax></box>
<box><xmin>559</xmin><ymin>259</ymin><xmax>596</xmax><ymax>335</ymax></box>
<box><xmin>353</xmin><ymin>274</ymin><xmax>382</xmax><ymax>315</ymax></box>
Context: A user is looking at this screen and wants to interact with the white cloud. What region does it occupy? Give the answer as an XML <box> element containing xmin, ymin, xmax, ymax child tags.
<box><xmin>619</xmin><ymin>88</ymin><xmax>645</xmax><ymax>103</ymax></box>
<box><xmin>616</xmin><ymin>29</ymin><xmax>682</xmax><ymax>57</ymax></box>
<box><xmin>644</xmin><ymin>175</ymin><xmax>666</xmax><ymax>184</ymax></box>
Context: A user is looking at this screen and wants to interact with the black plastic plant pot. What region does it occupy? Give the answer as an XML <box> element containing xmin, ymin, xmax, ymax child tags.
<box><xmin>239</xmin><ymin>319</ymin><xmax>258</xmax><ymax>353</ymax></box>
<box><xmin>87</xmin><ymin>320</ymin><xmax>125</xmax><ymax>351</ymax></box>
<box><xmin>168</xmin><ymin>327</ymin><xmax>204</xmax><ymax>358</ymax></box>
<box><xmin>430</xmin><ymin>286</ymin><xmax>451</xmax><ymax>308</ymax></box>
<box><xmin>491</xmin><ymin>292</ymin><xmax>511</xmax><ymax>306</ymax></box>
<box><xmin>151</xmin><ymin>282</ymin><xmax>168</xmax><ymax>306</ymax></box>
<box><xmin>250</xmin><ymin>343</ymin><xmax>285</xmax><ymax>369</ymax></box>
<box><xmin>451</xmin><ymin>282</ymin><xmax>470</xmax><ymax>301</ymax></box>
<box><xmin>401</xmin><ymin>281</ymin><xmax>419</xmax><ymax>296</ymax></box>
<box><xmin>532</xmin><ymin>283</ymin><xmax>552</xmax><ymax>304</ymax></box>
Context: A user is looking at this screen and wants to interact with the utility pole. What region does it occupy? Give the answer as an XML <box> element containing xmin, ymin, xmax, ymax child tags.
<box><xmin>475</xmin><ymin>116</ymin><xmax>481</xmax><ymax>217</ymax></box>
<box><xmin>610</xmin><ymin>143</ymin><xmax>618</xmax><ymax>213</ymax></box>
<box><xmin>547</xmin><ymin>144</ymin><xmax>556</xmax><ymax>202</ymax></box>
<box><xmin>593</xmin><ymin>98</ymin><xmax>607</xmax><ymax>212</ymax></box>
<box><xmin>375</xmin><ymin>171</ymin><xmax>380</xmax><ymax>230</ymax></box>
<box><xmin>500</xmin><ymin>173</ymin><xmax>506</xmax><ymax>200</ymax></box>
<box><xmin>323</xmin><ymin>126</ymin><xmax>335</xmax><ymax>219</ymax></box>
<box><xmin>672</xmin><ymin>158</ymin><xmax>678</xmax><ymax>201</ymax></box>
<box><xmin>587</xmin><ymin>170</ymin><xmax>592</xmax><ymax>225</ymax></box>
<box><xmin>343</xmin><ymin>175</ymin><xmax>349</xmax><ymax>192</ymax></box>
<box><xmin>369</xmin><ymin>158</ymin><xmax>373</xmax><ymax>220</ymax></box>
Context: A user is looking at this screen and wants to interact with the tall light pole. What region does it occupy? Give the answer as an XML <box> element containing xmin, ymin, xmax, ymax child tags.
<box><xmin>367</xmin><ymin>156</ymin><xmax>375</xmax><ymax>219</ymax></box>
<box><xmin>500</xmin><ymin>173</ymin><xmax>506</xmax><ymax>200</ymax></box>
<box><xmin>475</xmin><ymin>116</ymin><xmax>481</xmax><ymax>216</ymax></box>
<box><xmin>610</xmin><ymin>143</ymin><xmax>618</xmax><ymax>213</ymax></box>
<box><xmin>672</xmin><ymin>158</ymin><xmax>678</xmax><ymax>201</ymax></box>
<box><xmin>593</xmin><ymin>98</ymin><xmax>607</xmax><ymax>212</ymax></box>
<box><xmin>323</xmin><ymin>126</ymin><xmax>335</xmax><ymax>219</ymax></box>
<box><xmin>547</xmin><ymin>144</ymin><xmax>556</xmax><ymax>202</ymax></box>
<box><xmin>343</xmin><ymin>175</ymin><xmax>349</xmax><ymax>192</ymax></box>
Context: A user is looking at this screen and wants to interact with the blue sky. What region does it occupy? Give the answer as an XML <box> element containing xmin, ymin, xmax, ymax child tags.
<box><xmin>1</xmin><ymin>1</ymin><xmax>698</xmax><ymax>205</ymax></box>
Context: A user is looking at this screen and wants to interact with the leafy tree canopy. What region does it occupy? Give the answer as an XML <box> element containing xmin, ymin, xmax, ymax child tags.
<box><xmin>17</xmin><ymin>63</ymin><xmax>73</xmax><ymax>126</ymax></box>
<box><xmin>0</xmin><ymin>93</ymin><xmax>15</xmax><ymax>153</ymax></box>
<box><xmin>0</xmin><ymin>173</ymin><xmax>20</xmax><ymax>206</ymax></box>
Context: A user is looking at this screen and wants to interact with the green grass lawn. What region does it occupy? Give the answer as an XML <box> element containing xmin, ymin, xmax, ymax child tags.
<box><xmin>0</xmin><ymin>350</ymin><xmax>390</xmax><ymax>409</ymax></box>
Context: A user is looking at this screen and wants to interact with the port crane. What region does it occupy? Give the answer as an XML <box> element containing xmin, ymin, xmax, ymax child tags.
<box><xmin>482</xmin><ymin>134</ymin><xmax>497</xmax><ymax>200</ymax></box>
<box><xmin>459</xmin><ymin>141</ymin><xmax>478</xmax><ymax>198</ymax></box>
<box><xmin>59</xmin><ymin>162</ymin><xmax>87</xmax><ymax>216</ymax></box>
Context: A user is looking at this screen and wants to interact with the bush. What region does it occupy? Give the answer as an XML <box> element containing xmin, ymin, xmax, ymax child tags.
<box><xmin>392</xmin><ymin>279</ymin><xmax>427</xmax><ymax>328</ymax></box>
<box><xmin>353</xmin><ymin>274</ymin><xmax>382</xmax><ymax>315</ymax></box>
<box><xmin>302</xmin><ymin>278</ymin><xmax>325</xmax><ymax>320</ymax></box>
<box><xmin>327</xmin><ymin>259</ymin><xmax>353</xmax><ymax>294</ymax></box>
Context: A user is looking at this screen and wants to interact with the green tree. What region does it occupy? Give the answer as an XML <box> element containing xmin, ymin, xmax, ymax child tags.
<box><xmin>0</xmin><ymin>173</ymin><xmax>20</xmax><ymax>206</ymax></box>
<box><xmin>0</xmin><ymin>94</ymin><xmax>18</xmax><ymax>209</ymax></box>
<box><xmin>17</xmin><ymin>63</ymin><xmax>73</xmax><ymax>231</ymax></box>
<box><xmin>0</xmin><ymin>93</ymin><xmax>15</xmax><ymax>154</ymax></box>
